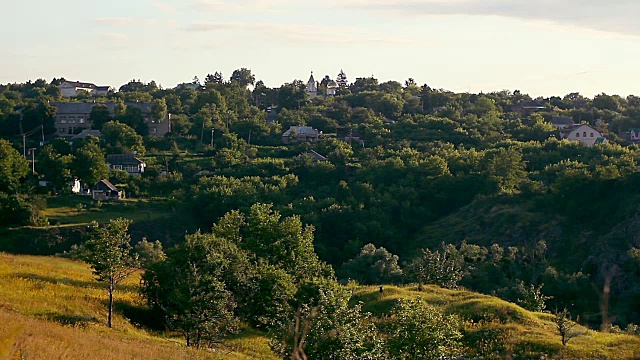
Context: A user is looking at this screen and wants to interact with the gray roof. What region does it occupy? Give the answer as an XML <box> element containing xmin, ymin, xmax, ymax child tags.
<box><xmin>97</xmin><ymin>179</ymin><xmax>118</xmax><ymax>191</ymax></box>
<box><xmin>106</xmin><ymin>154</ymin><xmax>145</xmax><ymax>166</ymax></box>
<box><xmin>52</xmin><ymin>101</ymin><xmax>155</xmax><ymax>115</ymax></box>
<box><xmin>71</xmin><ymin>129</ymin><xmax>101</xmax><ymax>140</ymax></box>
<box><xmin>61</xmin><ymin>81</ymin><xmax>97</xmax><ymax>89</ymax></box>
<box><xmin>304</xmin><ymin>150</ymin><xmax>327</xmax><ymax>161</ymax></box>
<box><xmin>551</xmin><ymin>116</ymin><xmax>574</xmax><ymax>126</ymax></box>
<box><xmin>283</xmin><ymin>126</ymin><xmax>320</xmax><ymax>137</ymax></box>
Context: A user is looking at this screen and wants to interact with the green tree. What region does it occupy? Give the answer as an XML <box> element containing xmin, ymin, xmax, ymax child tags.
<box><xmin>0</xmin><ymin>139</ymin><xmax>29</xmax><ymax>193</ymax></box>
<box><xmin>71</xmin><ymin>138</ymin><xmax>109</xmax><ymax>187</ymax></box>
<box><xmin>384</xmin><ymin>297</ymin><xmax>463</xmax><ymax>359</ymax></box>
<box><xmin>37</xmin><ymin>145</ymin><xmax>72</xmax><ymax>191</ymax></box>
<box><xmin>100</xmin><ymin>121</ymin><xmax>146</xmax><ymax>155</ymax></box>
<box><xmin>89</xmin><ymin>104</ymin><xmax>112</xmax><ymax>130</ymax></box>
<box><xmin>81</xmin><ymin>218</ymin><xmax>137</xmax><ymax>328</ymax></box>
<box><xmin>150</xmin><ymin>98</ymin><xmax>168</xmax><ymax>122</ymax></box>
<box><xmin>406</xmin><ymin>244</ymin><xmax>465</xmax><ymax>290</ymax></box>
<box><xmin>230</xmin><ymin>67</ymin><xmax>255</xmax><ymax>87</ymax></box>
<box><xmin>340</xmin><ymin>243</ymin><xmax>403</xmax><ymax>284</ymax></box>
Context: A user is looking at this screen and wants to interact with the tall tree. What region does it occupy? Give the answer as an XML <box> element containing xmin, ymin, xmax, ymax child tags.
<box><xmin>336</xmin><ymin>69</ymin><xmax>348</xmax><ymax>88</ymax></box>
<box><xmin>230</xmin><ymin>68</ymin><xmax>256</xmax><ymax>88</ymax></box>
<box><xmin>100</xmin><ymin>121</ymin><xmax>146</xmax><ymax>155</ymax></box>
<box><xmin>71</xmin><ymin>138</ymin><xmax>109</xmax><ymax>187</ymax></box>
<box><xmin>0</xmin><ymin>139</ymin><xmax>29</xmax><ymax>193</ymax></box>
<box><xmin>150</xmin><ymin>98</ymin><xmax>168</xmax><ymax>122</ymax></box>
<box><xmin>89</xmin><ymin>104</ymin><xmax>112</xmax><ymax>130</ymax></box>
<box><xmin>81</xmin><ymin>218</ymin><xmax>137</xmax><ymax>328</ymax></box>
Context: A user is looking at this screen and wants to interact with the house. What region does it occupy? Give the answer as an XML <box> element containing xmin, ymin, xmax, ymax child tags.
<box><xmin>52</xmin><ymin>102</ymin><xmax>171</xmax><ymax>137</ymax></box>
<box><xmin>298</xmin><ymin>150</ymin><xmax>327</xmax><ymax>162</ymax></box>
<box><xmin>282</xmin><ymin>126</ymin><xmax>321</xmax><ymax>144</ymax></box>
<box><xmin>58</xmin><ymin>81</ymin><xmax>114</xmax><ymax>97</ymax></box>
<box><xmin>511</xmin><ymin>100</ymin><xmax>545</xmax><ymax>115</ymax></box>
<box><xmin>92</xmin><ymin>179</ymin><xmax>123</xmax><ymax>201</ymax></box>
<box><xmin>106</xmin><ymin>154</ymin><xmax>146</xmax><ymax>175</ymax></box>
<box><xmin>630</xmin><ymin>129</ymin><xmax>640</xmax><ymax>141</ymax></box>
<box><xmin>71</xmin><ymin>129</ymin><xmax>101</xmax><ymax>140</ymax></box>
<box><xmin>551</xmin><ymin>116</ymin><xmax>574</xmax><ymax>129</ymax></box>
<box><xmin>560</xmin><ymin>124</ymin><xmax>606</xmax><ymax>147</ymax></box>
<box><xmin>326</xmin><ymin>80</ymin><xmax>338</xmax><ymax>96</ymax></box>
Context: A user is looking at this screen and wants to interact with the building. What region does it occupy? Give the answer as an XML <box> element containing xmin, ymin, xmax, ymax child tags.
<box><xmin>550</xmin><ymin>116</ymin><xmax>574</xmax><ymax>129</ymax></box>
<box><xmin>306</xmin><ymin>72</ymin><xmax>318</xmax><ymax>99</ymax></box>
<box><xmin>52</xmin><ymin>102</ymin><xmax>171</xmax><ymax>137</ymax></box>
<box><xmin>282</xmin><ymin>126</ymin><xmax>321</xmax><ymax>144</ymax></box>
<box><xmin>510</xmin><ymin>100</ymin><xmax>546</xmax><ymax>115</ymax></box>
<box><xmin>326</xmin><ymin>80</ymin><xmax>338</xmax><ymax>96</ymax></box>
<box><xmin>106</xmin><ymin>154</ymin><xmax>146</xmax><ymax>175</ymax></box>
<box><xmin>59</xmin><ymin>81</ymin><xmax>114</xmax><ymax>97</ymax></box>
<box><xmin>298</xmin><ymin>150</ymin><xmax>327</xmax><ymax>162</ymax></box>
<box><xmin>92</xmin><ymin>179</ymin><xmax>123</xmax><ymax>200</ymax></box>
<box><xmin>560</xmin><ymin>124</ymin><xmax>606</xmax><ymax>147</ymax></box>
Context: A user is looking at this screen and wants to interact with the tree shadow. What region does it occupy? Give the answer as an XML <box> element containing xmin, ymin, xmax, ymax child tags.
<box><xmin>13</xmin><ymin>272</ymin><xmax>139</xmax><ymax>292</ymax></box>
<box><xmin>114</xmin><ymin>300</ymin><xmax>165</xmax><ymax>331</ymax></box>
<box><xmin>36</xmin><ymin>311</ymin><xmax>99</xmax><ymax>328</ymax></box>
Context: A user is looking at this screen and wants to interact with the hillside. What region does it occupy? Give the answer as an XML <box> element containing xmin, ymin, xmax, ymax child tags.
<box><xmin>353</xmin><ymin>285</ymin><xmax>640</xmax><ymax>359</ymax></box>
<box><xmin>0</xmin><ymin>253</ymin><xmax>277</xmax><ymax>360</ymax></box>
<box><xmin>1</xmin><ymin>253</ymin><xmax>638</xmax><ymax>359</ymax></box>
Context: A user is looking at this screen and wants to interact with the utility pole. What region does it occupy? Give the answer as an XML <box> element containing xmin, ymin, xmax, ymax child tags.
<box><xmin>248</xmin><ymin>130</ymin><xmax>251</xmax><ymax>145</ymax></box>
<box><xmin>211</xmin><ymin>128</ymin><xmax>215</xmax><ymax>147</ymax></box>
<box><xmin>28</xmin><ymin>148</ymin><xmax>36</xmax><ymax>174</ymax></box>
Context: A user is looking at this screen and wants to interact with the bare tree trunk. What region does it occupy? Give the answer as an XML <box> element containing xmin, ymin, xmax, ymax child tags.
<box><xmin>600</xmin><ymin>274</ymin><xmax>612</xmax><ymax>331</ymax></box>
<box><xmin>108</xmin><ymin>279</ymin><xmax>114</xmax><ymax>328</ymax></box>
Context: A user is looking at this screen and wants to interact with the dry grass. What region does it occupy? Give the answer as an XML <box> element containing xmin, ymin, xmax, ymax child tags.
<box><xmin>352</xmin><ymin>285</ymin><xmax>640</xmax><ymax>360</ymax></box>
<box><xmin>0</xmin><ymin>253</ymin><xmax>278</xmax><ymax>360</ymax></box>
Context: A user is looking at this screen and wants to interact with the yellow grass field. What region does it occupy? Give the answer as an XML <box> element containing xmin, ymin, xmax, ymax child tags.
<box><xmin>0</xmin><ymin>253</ymin><xmax>277</xmax><ymax>360</ymax></box>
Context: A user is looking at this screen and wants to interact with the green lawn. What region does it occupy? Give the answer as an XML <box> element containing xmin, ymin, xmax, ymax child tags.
<box><xmin>42</xmin><ymin>195</ymin><xmax>173</xmax><ymax>226</ymax></box>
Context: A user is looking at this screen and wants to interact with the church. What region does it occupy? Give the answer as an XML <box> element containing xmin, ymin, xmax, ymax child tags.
<box><xmin>306</xmin><ymin>72</ymin><xmax>338</xmax><ymax>99</ymax></box>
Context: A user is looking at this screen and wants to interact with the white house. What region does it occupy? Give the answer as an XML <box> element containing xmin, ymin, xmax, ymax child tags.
<box><xmin>561</xmin><ymin>124</ymin><xmax>606</xmax><ymax>147</ymax></box>
<box><xmin>59</xmin><ymin>81</ymin><xmax>114</xmax><ymax>97</ymax></box>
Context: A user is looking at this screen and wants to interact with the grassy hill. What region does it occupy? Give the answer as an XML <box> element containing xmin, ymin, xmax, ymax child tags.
<box><xmin>353</xmin><ymin>285</ymin><xmax>640</xmax><ymax>359</ymax></box>
<box><xmin>0</xmin><ymin>253</ymin><xmax>277</xmax><ymax>360</ymax></box>
<box><xmin>1</xmin><ymin>253</ymin><xmax>638</xmax><ymax>359</ymax></box>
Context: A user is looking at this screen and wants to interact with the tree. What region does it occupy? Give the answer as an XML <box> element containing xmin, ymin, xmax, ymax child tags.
<box><xmin>340</xmin><ymin>244</ymin><xmax>403</xmax><ymax>284</ymax></box>
<box><xmin>272</xmin><ymin>283</ymin><xmax>385</xmax><ymax>360</ymax></box>
<box><xmin>0</xmin><ymin>139</ymin><xmax>29</xmax><ymax>193</ymax></box>
<box><xmin>89</xmin><ymin>104</ymin><xmax>112</xmax><ymax>130</ymax></box>
<box><xmin>121</xmin><ymin>106</ymin><xmax>148</xmax><ymax>136</ymax></box>
<box><xmin>37</xmin><ymin>145</ymin><xmax>72</xmax><ymax>191</ymax></box>
<box><xmin>113</xmin><ymin>99</ymin><xmax>127</xmax><ymax>118</ymax></box>
<box><xmin>230</xmin><ymin>68</ymin><xmax>255</xmax><ymax>88</ymax></box>
<box><xmin>71</xmin><ymin>138</ymin><xmax>109</xmax><ymax>187</ymax></box>
<box><xmin>384</xmin><ymin>297</ymin><xmax>463</xmax><ymax>359</ymax></box>
<box><xmin>406</xmin><ymin>245</ymin><xmax>465</xmax><ymax>290</ymax></box>
<box><xmin>554</xmin><ymin>308</ymin><xmax>583</xmax><ymax>346</ymax></box>
<box><xmin>100</xmin><ymin>121</ymin><xmax>146</xmax><ymax>156</ymax></box>
<box><xmin>205</xmin><ymin>72</ymin><xmax>224</xmax><ymax>86</ymax></box>
<box><xmin>142</xmin><ymin>231</ymin><xmax>241</xmax><ymax>347</ymax></box>
<box><xmin>150</xmin><ymin>98</ymin><xmax>168</xmax><ymax>122</ymax></box>
<box><xmin>336</xmin><ymin>69</ymin><xmax>348</xmax><ymax>88</ymax></box>
<box><xmin>81</xmin><ymin>218</ymin><xmax>137</xmax><ymax>328</ymax></box>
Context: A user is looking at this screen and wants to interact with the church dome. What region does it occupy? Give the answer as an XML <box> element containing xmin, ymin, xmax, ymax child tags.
<box><xmin>327</xmin><ymin>80</ymin><xmax>338</xmax><ymax>88</ymax></box>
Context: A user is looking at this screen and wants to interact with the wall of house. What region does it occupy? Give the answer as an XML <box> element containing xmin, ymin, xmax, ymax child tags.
<box><xmin>55</xmin><ymin>113</ymin><xmax>92</xmax><ymax>136</ymax></box>
<box><xmin>566</xmin><ymin>126</ymin><xmax>602</xmax><ymax>147</ymax></box>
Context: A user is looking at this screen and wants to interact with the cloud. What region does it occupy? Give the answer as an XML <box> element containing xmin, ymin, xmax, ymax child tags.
<box><xmin>98</xmin><ymin>33</ymin><xmax>129</xmax><ymax>41</ymax></box>
<box><xmin>344</xmin><ymin>0</ymin><xmax>640</xmax><ymax>36</ymax></box>
<box><xmin>95</xmin><ymin>17</ymin><xmax>134</xmax><ymax>26</ymax></box>
<box><xmin>152</xmin><ymin>1</ymin><xmax>177</xmax><ymax>14</ymax></box>
<box><xmin>181</xmin><ymin>21</ymin><xmax>428</xmax><ymax>46</ymax></box>
<box><xmin>191</xmin><ymin>0</ymin><xmax>285</xmax><ymax>13</ymax></box>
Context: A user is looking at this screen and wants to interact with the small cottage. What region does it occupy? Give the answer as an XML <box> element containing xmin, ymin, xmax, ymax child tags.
<box><xmin>106</xmin><ymin>154</ymin><xmax>146</xmax><ymax>175</ymax></box>
<box><xmin>92</xmin><ymin>179</ymin><xmax>123</xmax><ymax>201</ymax></box>
<box><xmin>282</xmin><ymin>126</ymin><xmax>321</xmax><ymax>144</ymax></box>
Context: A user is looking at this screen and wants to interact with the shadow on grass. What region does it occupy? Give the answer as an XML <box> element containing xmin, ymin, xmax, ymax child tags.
<box><xmin>13</xmin><ymin>272</ymin><xmax>140</xmax><ymax>293</ymax></box>
<box><xmin>115</xmin><ymin>300</ymin><xmax>165</xmax><ymax>331</ymax></box>
<box><xmin>36</xmin><ymin>311</ymin><xmax>99</xmax><ymax>328</ymax></box>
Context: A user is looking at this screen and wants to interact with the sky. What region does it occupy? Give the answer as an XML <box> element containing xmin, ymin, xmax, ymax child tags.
<box><xmin>2</xmin><ymin>0</ymin><xmax>640</xmax><ymax>97</ymax></box>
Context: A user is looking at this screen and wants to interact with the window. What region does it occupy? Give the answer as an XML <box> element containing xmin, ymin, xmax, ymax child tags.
<box><xmin>60</xmin><ymin>119</ymin><xmax>67</xmax><ymax>124</ymax></box>
<box><xmin>583</xmin><ymin>132</ymin><xmax>587</xmax><ymax>137</ymax></box>
<box><xmin>69</xmin><ymin>119</ymin><xmax>76</xmax><ymax>123</ymax></box>
<box><xmin>576</xmin><ymin>132</ymin><xmax>580</xmax><ymax>137</ymax></box>
<box><xmin>69</xmin><ymin>127</ymin><xmax>73</xmax><ymax>133</ymax></box>
<box><xmin>79</xmin><ymin>118</ymin><xmax>85</xmax><ymax>123</ymax></box>
<box><xmin>590</xmin><ymin>132</ymin><xmax>594</xmax><ymax>137</ymax></box>
<box><xmin>113</xmin><ymin>165</ymin><xmax>123</xmax><ymax>170</ymax></box>
<box><xmin>60</xmin><ymin>128</ymin><xmax>66</xmax><ymax>133</ymax></box>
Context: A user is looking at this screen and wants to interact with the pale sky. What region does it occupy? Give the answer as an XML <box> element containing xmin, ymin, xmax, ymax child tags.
<box><xmin>2</xmin><ymin>0</ymin><xmax>640</xmax><ymax>97</ymax></box>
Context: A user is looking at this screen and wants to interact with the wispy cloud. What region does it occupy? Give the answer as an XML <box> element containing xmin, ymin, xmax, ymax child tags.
<box><xmin>343</xmin><ymin>0</ymin><xmax>640</xmax><ymax>36</ymax></box>
<box><xmin>191</xmin><ymin>0</ymin><xmax>286</xmax><ymax>13</ymax></box>
<box><xmin>98</xmin><ymin>33</ymin><xmax>130</xmax><ymax>41</ymax></box>
<box><xmin>181</xmin><ymin>21</ymin><xmax>429</xmax><ymax>46</ymax></box>
<box><xmin>152</xmin><ymin>1</ymin><xmax>177</xmax><ymax>14</ymax></box>
<box><xmin>96</xmin><ymin>17</ymin><xmax>134</xmax><ymax>26</ymax></box>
